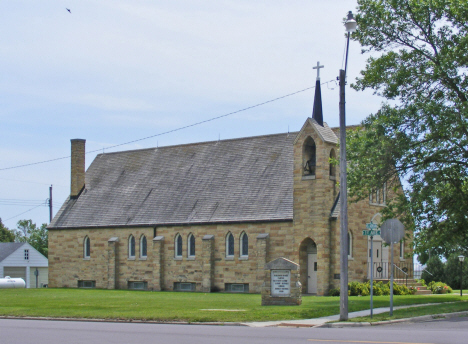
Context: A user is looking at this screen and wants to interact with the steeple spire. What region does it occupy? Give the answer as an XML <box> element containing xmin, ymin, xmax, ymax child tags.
<box><xmin>312</xmin><ymin>61</ymin><xmax>324</xmax><ymax>126</ymax></box>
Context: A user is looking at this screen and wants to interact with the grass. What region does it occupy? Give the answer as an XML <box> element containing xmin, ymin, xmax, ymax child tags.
<box><xmin>350</xmin><ymin>300</ymin><xmax>468</xmax><ymax>323</ymax></box>
<box><xmin>1</xmin><ymin>289</ymin><xmax>468</xmax><ymax>323</ymax></box>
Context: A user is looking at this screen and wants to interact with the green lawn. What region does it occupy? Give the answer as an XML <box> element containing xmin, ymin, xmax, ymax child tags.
<box><xmin>1</xmin><ymin>289</ymin><xmax>467</xmax><ymax>323</ymax></box>
<box><xmin>351</xmin><ymin>300</ymin><xmax>468</xmax><ymax>322</ymax></box>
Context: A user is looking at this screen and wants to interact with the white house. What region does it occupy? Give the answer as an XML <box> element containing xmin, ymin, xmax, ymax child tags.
<box><xmin>0</xmin><ymin>242</ymin><xmax>48</xmax><ymax>288</ymax></box>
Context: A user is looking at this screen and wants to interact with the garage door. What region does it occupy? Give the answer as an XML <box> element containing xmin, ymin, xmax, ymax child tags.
<box><xmin>4</xmin><ymin>267</ymin><xmax>26</xmax><ymax>280</ymax></box>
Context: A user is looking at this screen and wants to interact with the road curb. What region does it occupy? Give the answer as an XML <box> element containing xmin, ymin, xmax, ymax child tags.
<box><xmin>1</xmin><ymin>310</ymin><xmax>467</xmax><ymax>328</ymax></box>
<box><xmin>318</xmin><ymin>311</ymin><xmax>468</xmax><ymax>328</ymax></box>
<box><xmin>0</xmin><ymin>316</ymin><xmax>247</xmax><ymax>326</ymax></box>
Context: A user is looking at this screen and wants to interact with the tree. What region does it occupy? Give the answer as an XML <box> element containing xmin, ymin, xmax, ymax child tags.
<box><xmin>347</xmin><ymin>0</ymin><xmax>468</xmax><ymax>258</ymax></box>
<box><xmin>14</xmin><ymin>219</ymin><xmax>48</xmax><ymax>257</ymax></box>
<box><xmin>443</xmin><ymin>254</ymin><xmax>468</xmax><ymax>289</ymax></box>
<box><xmin>0</xmin><ymin>218</ymin><xmax>15</xmax><ymax>242</ymax></box>
<box><xmin>421</xmin><ymin>255</ymin><xmax>445</xmax><ymax>284</ymax></box>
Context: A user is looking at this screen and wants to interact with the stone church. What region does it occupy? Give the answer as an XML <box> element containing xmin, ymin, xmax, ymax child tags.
<box><xmin>48</xmin><ymin>76</ymin><xmax>410</xmax><ymax>295</ymax></box>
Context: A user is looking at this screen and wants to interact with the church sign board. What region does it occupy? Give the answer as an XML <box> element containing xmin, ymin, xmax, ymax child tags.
<box><xmin>262</xmin><ymin>257</ymin><xmax>301</xmax><ymax>306</ymax></box>
<box><xmin>271</xmin><ymin>270</ymin><xmax>291</xmax><ymax>297</ymax></box>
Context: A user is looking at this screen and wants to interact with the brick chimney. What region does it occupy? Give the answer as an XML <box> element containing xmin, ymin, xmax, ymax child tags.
<box><xmin>70</xmin><ymin>139</ymin><xmax>86</xmax><ymax>198</ymax></box>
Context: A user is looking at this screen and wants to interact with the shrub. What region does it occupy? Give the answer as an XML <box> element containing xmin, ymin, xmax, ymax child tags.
<box><xmin>360</xmin><ymin>284</ymin><xmax>370</xmax><ymax>296</ymax></box>
<box><xmin>382</xmin><ymin>283</ymin><xmax>391</xmax><ymax>296</ymax></box>
<box><xmin>392</xmin><ymin>282</ymin><xmax>410</xmax><ymax>295</ymax></box>
<box><xmin>372</xmin><ymin>284</ymin><xmax>383</xmax><ymax>296</ymax></box>
<box><xmin>328</xmin><ymin>281</ymin><xmax>413</xmax><ymax>296</ymax></box>
<box><xmin>348</xmin><ymin>282</ymin><xmax>361</xmax><ymax>296</ymax></box>
<box><xmin>428</xmin><ymin>281</ymin><xmax>452</xmax><ymax>294</ymax></box>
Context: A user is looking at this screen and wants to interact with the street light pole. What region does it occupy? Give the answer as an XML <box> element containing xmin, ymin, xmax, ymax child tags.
<box><xmin>459</xmin><ymin>255</ymin><xmax>465</xmax><ymax>297</ymax></box>
<box><xmin>339</xmin><ymin>67</ymin><xmax>348</xmax><ymax>321</ymax></box>
<box><xmin>339</xmin><ymin>10</ymin><xmax>357</xmax><ymax>322</ymax></box>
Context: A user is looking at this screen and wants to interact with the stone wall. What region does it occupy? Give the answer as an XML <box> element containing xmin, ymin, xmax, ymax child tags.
<box><xmin>49</xmin><ymin>120</ymin><xmax>413</xmax><ymax>295</ymax></box>
<box><xmin>292</xmin><ymin>121</ymin><xmax>339</xmax><ymax>295</ymax></box>
<box><xmin>48</xmin><ymin>221</ymin><xmax>295</xmax><ymax>292</ymax></box>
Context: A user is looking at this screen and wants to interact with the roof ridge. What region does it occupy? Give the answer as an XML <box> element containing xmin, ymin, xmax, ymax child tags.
<box><xmin>96</xmin><ymin>131</ymin><xmax>300</xmax><ymax>157</ymax></box>
<box><xmin>0</xmin><ymin>242</ymin><xmax>26</xmax><ymax>263</ymax></box>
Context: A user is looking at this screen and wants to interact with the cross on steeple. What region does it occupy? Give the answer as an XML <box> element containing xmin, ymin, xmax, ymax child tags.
<box><xmin>313</xmin><ymin>61</ymin><xmax>324</xmax><ymax>80</ymax></box>
<box><xmin>311</xmin><ymin>61</ymin><xmax>324</xmax><ymax>126</ymax></box>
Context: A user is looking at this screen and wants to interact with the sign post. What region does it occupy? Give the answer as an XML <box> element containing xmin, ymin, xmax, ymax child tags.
<box><xmin>380</xmin><ymin>218</ymin><xmax>405</xmax><ymax>316</ymax></box>
<box><xmin>364</xmin><ymin>222</ymin><xmax>379</xmax><ymax>319</ymax></box>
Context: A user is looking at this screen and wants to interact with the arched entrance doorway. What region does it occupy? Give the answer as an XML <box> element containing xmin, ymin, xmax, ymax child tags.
<box><xmin>299</xmin><ymin>238</ymin><xmax>317</xmax><ymax>294</ymax></box>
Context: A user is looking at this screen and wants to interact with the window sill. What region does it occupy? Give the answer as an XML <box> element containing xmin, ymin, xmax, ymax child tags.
<box><xmin>128</xmin><ymin>257</ymin><xmax>135</xmax><ymax>261</ymax></box>
<box><xmin>139</xmin><ymin>257</ymin><xmax>147</xmax><ymax>261</ymax></box>
<box><xmin>348</xmin><ymin>257</ymin><xmax>354</xmax><ymax>261</ymax></box>
<box><xmin>399</xmin><ymin>258</ymin><xmax>405</xmax><ymax>262</ymax></box>
<box><xmin>225</xmin><ymin>256</ymin><xmax>234</xmax><ymax>261</ymax></box>
<box><xmin>83</xmin><ymin>257</ymin><xmax>90</xmax><ymax>261</ymax></box>
<box><xmin>174</xmin><ymin>257</ymin><xmax>182</xmax><ymax>261</ymax></box>
<box><xmin>302</xmin><ymin>175</ymin><xmax>316</xmax><ymax>181</ymax></box>
<box><xmin>329</xmin><ymin>176</ymin><xmax>336</xmax><ymax>181</ymax></box>
<box><xmin>187</xmin><ymin>257</ymin><xmax>195</xmax><ymax>260</ymax></box>
<box><xmin>239</xmin><ymin>256</ymin><xmax>249</xmax><ymax>260</ymax></box>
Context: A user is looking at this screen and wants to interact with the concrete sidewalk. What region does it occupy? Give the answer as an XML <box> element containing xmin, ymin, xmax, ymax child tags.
<box><xmin>243</xmin><ymin>303</ymin><xmax>444</xmax><ymax>327</ymax></box>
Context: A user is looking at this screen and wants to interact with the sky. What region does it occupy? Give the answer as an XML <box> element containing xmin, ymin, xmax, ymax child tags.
<box><xmin>0</xmin><ymin>1</ymin><xmax>386</xmax><ymax>230</ymax></box>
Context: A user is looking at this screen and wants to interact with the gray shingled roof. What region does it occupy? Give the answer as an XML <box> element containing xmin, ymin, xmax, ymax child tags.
<box><xmin>293</xmin><ymin>119</ymin><xmax>338</xmax><ymax>145</ymax></box>
<box><xmin>313</xmin><ymin>121</ymin><xmax>338</xmax><ymax>145</ymax></box>
<box><xmin>0</xmin><ymin>242</ymin><xmax>25</xmax><ymax>262</ymax></box>
<box><xmin>49</xmin><ymin>133</ymin><xmax>297</xmax><ymax>229</ymax></box>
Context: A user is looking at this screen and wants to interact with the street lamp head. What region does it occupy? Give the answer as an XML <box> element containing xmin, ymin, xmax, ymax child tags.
<box><xmin>345</xmin><ymin>11</ymin><xmax>357</xmax><ymax>33</ymax></box>
<box><xmin>459</xmin><ymin>255</ymin><xmax>465</xmax><ymax>262</ymax></box>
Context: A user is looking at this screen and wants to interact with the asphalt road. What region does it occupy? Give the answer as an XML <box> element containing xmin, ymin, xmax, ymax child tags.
<box><xmin>1</xmin><ymin>317</ymin><xmax>467</xmax><ymax>344</ymax></box>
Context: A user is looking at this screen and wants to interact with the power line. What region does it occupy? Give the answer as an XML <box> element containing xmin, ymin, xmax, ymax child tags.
<box><xmin>0</xmin><ymin>198</ymin><xmax>62</xmax><ymax>209</ymax></box>
<box><xmin>0</xmin><ymin>198</ymin><xmax>49</xmax><ymax>205</ymax></box>
<box><xmin>0</xmin><ymin>81</ymin><xmax>335</xmax><ymax>172</ymax></box>
<box><xmin>0</xmin><ymin>155</ymin><xmax>70</xmax><ymax>172</ymax></box>
<box><xmin>0</xmin><ymin>202</ymin><xmax>61</xmax><ymax>207</ymax></box>
<box><xmin>4</xmin><ymin>204</ymin><xmax>44</xmax><ymax>221</ymax></box>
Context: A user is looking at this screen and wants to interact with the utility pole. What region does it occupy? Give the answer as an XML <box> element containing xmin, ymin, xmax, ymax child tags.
<box><xmin>49</xmin><ymin>185</ymin><xmax>53</xmax><ymax>223</ymax></box>
<box><xmin>339</xmin><ymin>68</ymin><xmax>348</xmax><ymax>321</ymax></box>
<box><xmin>339</xmin><ymin>10</ymin><xmax>357</xmax><ymax>322</ymax></box>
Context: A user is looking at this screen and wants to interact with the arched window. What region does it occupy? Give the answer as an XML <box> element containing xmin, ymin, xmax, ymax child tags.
<box><xmin>347</xmin><ymin>231</ymin><xmax>353</xmax><ymax>258</ymax></box>
<box><xmin>128</xmin><ymin>235</ymin><xmax>135</xmax><ymax>258</ymax></box>
<box><xmin>188</xmin><ymin>233</ymin><xmax>195</xmax><ymax>258</ymax></box>
<box><xmin>226</xmin><ymin>232</ymin><xmax>234</xmax><ymax>257</ymax></box>
<box><xmin>303</xmin><ymin>137</ymin><xmax>316</xmax><ymax>176</ymax></box>
<box><xmin>240</xmin><ymin>232</ymin><xmax>248</xmax><ymax>257</ymax></box>
<box><xmin>140</xmin><ymin>235</ymin><xmax>147</xmax><ymax>258</ymax></box>
<box><xmin>84</xmin><ymin>236</ymin><xmax>90</xmax><ymax>259</ymax></box>
<box><xmin>175</xmin><ymin>233</ymin><xmax>183</xmax><ymax>258</ymax></box>
<box><xmin>329</xmin><ymin>149</ymin><xmax>336</xmax><ymax>178</ymax></box>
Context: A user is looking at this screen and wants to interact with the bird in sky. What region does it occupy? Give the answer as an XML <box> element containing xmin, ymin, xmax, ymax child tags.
<box><xmin>66</xmin><ymin>8</ymin><xmax>71</xmax><ymax>13</ymax></box>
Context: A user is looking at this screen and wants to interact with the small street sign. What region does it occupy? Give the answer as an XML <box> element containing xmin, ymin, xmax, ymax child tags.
<box><xmin>366</xmin><ymin>222</ymin><xmax>378</xmax><ymax>230</ymax></box>
<box><xmin>362</xmin><ymin>230</ymin><xmax>381</xmax><ymax>236</ymax></box>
